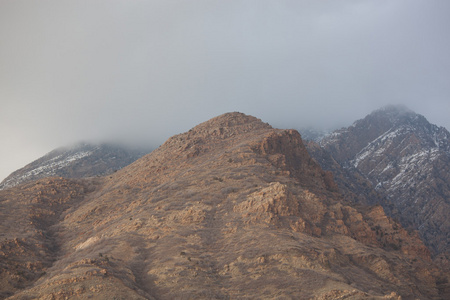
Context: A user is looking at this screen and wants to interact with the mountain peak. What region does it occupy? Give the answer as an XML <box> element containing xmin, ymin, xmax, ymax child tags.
<box><xmin>362</xmin><ymin>105</ymin><xmax>433</xmax><ymax>130</ymax></box>
<box><xmin>189</xmin><ymin>112</ymin><xmax>272</xmax><ymax>135</ymax></box>
<box><xmin>152</xmin><ymin>112</ymin><xmax>273</xmax><ymax>159</ymax></box>
<box><xmin>319</xmin><ymin>105</ymin><xmax>450</xmax><ymax>258</ymax></box>
<box><xmin>376</xmin><ymin>104</ymin><xmax>414</xmax><ymax>114</ymax></box>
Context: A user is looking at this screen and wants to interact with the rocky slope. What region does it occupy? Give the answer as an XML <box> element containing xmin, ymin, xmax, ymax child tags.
<box><xmin>319</xmin><ymin>105</ymin><xmax>450</xmax><ymax>259</ymax></box>
<box><xmin>305</xmin><ymin>141</ymin><xmax>387</xmax><ymax>208</ymax></box>
<box><xmin>0</xmin><ymin>143</ymin><xmax>150</xmax><ymax>190</ymax></box>
<box><xmin>0</xmin><ymin>112</ymin><xmax>448</xmax><ymax>299</ymax></box>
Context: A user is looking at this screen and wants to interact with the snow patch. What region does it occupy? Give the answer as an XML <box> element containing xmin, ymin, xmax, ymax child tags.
<box><xmin>0</xmin><ymin>150</ymin><xmax>93</xmax><ymax>189</ymax></box>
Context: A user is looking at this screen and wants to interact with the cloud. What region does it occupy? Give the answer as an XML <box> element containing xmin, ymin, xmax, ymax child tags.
<box><xmin>1</xmin><ymin>0</ymin><xmax>450</xmax><ymax>180</ymax></box>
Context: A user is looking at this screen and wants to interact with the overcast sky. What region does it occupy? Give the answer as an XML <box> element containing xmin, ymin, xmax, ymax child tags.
<box><xmin>1</xmin><ymin>0</ymin><xmax>450</xmax><ymax>181</ymax></box>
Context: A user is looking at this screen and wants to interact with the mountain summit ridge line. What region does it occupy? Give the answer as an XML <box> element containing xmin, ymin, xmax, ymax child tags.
<box><xmin>1</xmin><ymin>111</ymin><xmax>448</xmax><ymax>299</ymax></box>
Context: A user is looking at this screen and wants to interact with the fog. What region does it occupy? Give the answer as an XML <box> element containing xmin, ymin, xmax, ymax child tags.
<box><xmin>1</xmin><ymin>0</ymin><xmax>450</xmax><ymax>181</ymax></box>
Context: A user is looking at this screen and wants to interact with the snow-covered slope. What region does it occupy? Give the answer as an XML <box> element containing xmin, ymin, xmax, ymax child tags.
<box><xmin>318</xmin><ymin>105</ymin><xmax>450</xmax><ymax>256</ymax></box>
<box><xmin>0</xmin><ymin>143</ymin><xmax>150</xmax><ymax>190</ymax></box>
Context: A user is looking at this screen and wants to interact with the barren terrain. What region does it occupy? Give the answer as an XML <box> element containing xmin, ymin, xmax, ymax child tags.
<box><xmin>1</xmin><ymin>113</ymin><xmax>448</xmax><ymax>299</ymax></box>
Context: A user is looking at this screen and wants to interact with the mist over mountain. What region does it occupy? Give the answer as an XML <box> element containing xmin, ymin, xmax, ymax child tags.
<box><xmin>2</xmin><ymin>0</ymin><xmax>450</xmax><ymax>184</ymax></box>
<box><xmin>1</xmin><ymin>0</ymin><xmax>449</xmax><ymax>297</ymax></box>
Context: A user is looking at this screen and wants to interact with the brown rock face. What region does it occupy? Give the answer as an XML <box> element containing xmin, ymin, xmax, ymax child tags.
<box><xmin>0</xmin><ymin>112</ymin><xmax>447</xmax><ymax>299</ymax></box>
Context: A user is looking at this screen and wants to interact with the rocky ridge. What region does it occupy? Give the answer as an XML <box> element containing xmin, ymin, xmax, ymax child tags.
<box><xmin>0</xmin><ymin>112</ymin><xmax>448</xmax><ymax>299</ymax></box>
<box><xmin>0</xmin><ymin>143</ymin><xmax>150</xmax><ymax>190</ymax></box>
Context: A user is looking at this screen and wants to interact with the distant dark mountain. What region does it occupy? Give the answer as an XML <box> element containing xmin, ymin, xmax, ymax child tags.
<box><xmin>305</xmin><ymin>140</ymin><xmax>386</xmax><ymax>208</ymax></box>
<box><xmin>316</xmin><ymin>105</ymin><xmax>450</xmax><ymax>257</ymax></box>
<box><xmin>298</xmin><ymin>127</ymin><xmax>329</xmax><ymax>142</ymax></box>
<box><xmin>0</xmin><ymin>143</ymin><xmax>151</xmax><ymax>190</ymax></box>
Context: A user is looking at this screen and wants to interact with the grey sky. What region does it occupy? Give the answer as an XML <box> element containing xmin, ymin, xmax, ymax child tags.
<box><xmin>1</xmin><ymin>0</ymin><xmax>450</xmax><ymax>181</ymax></box>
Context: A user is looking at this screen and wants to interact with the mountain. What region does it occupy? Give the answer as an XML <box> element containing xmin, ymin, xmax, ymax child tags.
<box><xmin>318</xmin><ymin>105</ymin><xmax>450</xmax><ymax>259</ymax></box>
<box><xmin>298</xmin><ymin>127</ymin><xmax>330</xmax><ymax>142</ymax></box>
<box><xmin>305</xmin><ymin>140</ymin><xmax>386</xmax><ymax>208</ymax></box>
<box><xmin>0</xmin><ymin>143</ymin><xmax>150</xmax><ymax>190</ymax></box>
<box><xmin>1</xmin><ymin>112</ymin><xmax>447</xmax><ymax>299</ymax></box>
